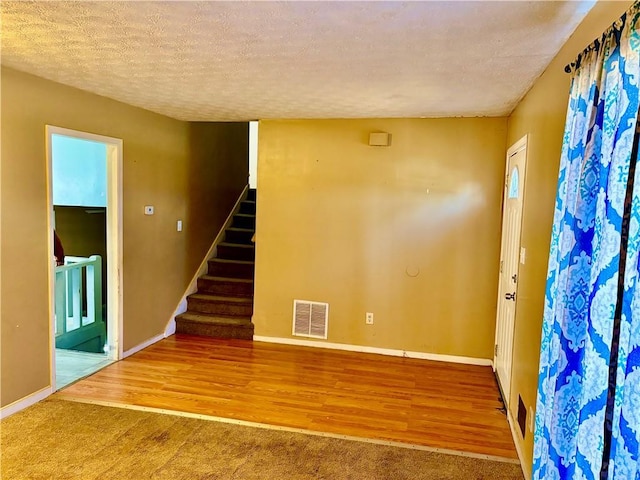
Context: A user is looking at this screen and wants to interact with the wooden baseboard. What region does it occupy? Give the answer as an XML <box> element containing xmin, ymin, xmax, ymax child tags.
<box><xmin>0</xmin><ymin>386</ymin><xmax>53</xmax><ymax>419</ymax></box>
<box><xmin>253</xmin><ymin>336</ymin><xmax>492</xmax><ymax>366</ymax></box>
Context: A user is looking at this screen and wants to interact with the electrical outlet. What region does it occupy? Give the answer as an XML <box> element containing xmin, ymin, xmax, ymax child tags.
<box><xmin>366</xmin><ymin>312</ymin><xmax>374</xmax><ymax>325</ymax></box>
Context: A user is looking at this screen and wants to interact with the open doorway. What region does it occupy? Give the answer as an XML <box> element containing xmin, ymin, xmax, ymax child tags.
<box><xmin>46</xmin><ymin>126</ymin><xmax>123</xmax><ymax>390</ymax></box>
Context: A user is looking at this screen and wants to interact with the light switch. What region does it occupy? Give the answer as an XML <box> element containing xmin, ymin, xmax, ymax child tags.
<box><xmin>520</xmin><ymin>247</ymin><xmax>526</xmax><ymax>265</ymax></box>
<box><xmin>177</xmin><ymin>220</ymin><xmax>183</xmax><ymax>232</ymax></box>
<box><xmin>144</xmin><ymin>205</ymin><xmax>154</xmax><ymax>215</ymax></box>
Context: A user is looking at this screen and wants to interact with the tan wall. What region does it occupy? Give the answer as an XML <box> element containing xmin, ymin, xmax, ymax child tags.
<box><xmin>254</xmin><ymin>118</ymin><xmax>507</xmax><ymax>358</ymax></box>
<box><xmin>505</xmin><ymin>0</ymin><xmax>633</xmax><ymax>473</ymax></box>
<box><xmin>54</xmin><ymin>207</ymin><xmax>107</xmax><ymax>263</ymax></box>
<box><xmin>0</xmin><ymin>67</ymin><xmax>248</xmax><ymax>407</ymax></box>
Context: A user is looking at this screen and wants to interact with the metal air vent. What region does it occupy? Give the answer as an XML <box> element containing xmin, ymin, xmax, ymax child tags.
<box><xmin>293</xmin><ymin>300</ymin><xmax>328</xmax><ymax>339</ymax></box>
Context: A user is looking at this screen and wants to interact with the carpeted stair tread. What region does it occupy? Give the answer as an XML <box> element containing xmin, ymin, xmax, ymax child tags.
<box><xmin>217</xmin><ymin>241</ymin><xmax>256</xmax><ymax>261</ymax></box>
<box><xmin>224</xmin><ymin>227</ymin><xmax>255</xmax><ymax>244</ymax></box>
<box><xmin>218</xmin><ymin>242</ymin><xmax>254</xmax><ymax>249</ymax></box>
<box><xmin>208</xmin><ymin>258</ymin><xmax>254</xmax><ymax>280</ymax></box>
<box><xmin>232</xmin><ymin>213</ymin><xmax>256</xmax><ymax>229</ymax></box>
<box><xmin>201</xmin><ymin>275</ymin><xmax>253</xmax><ymax>284</ymax></box>
<box><xmin>239</xmin><ymin>200</ymin><xmax>256</xmax><ymax>214</ymax></box>
<box><xmin>224</xmin><ymin>228</ymin><xmax>256</xmax><ymax>245</ymax></box>
<box><xmin>176</xmin><ymin>312</ymin><xmax>253</xmax><ymax>326</ymax></box>
<box><xmin>188</xmin><ymin>293</ymin><xmax>253</xmax><ymax>304</ymax></box>
<box><xmin>197</xmin><ymin>275</ymin><xmax>254</xmax><ymax>297</ymax></box>
<box><xmin>209</xmin><ymin>258</ymin><xmax>254</xmax><ymax>265</ymax></box>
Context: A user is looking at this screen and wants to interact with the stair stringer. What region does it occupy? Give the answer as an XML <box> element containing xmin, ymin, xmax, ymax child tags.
<box><xmin>165</xmin><ymin>185</ymin><xmax>249</xmax><ymax>336</ymax></box>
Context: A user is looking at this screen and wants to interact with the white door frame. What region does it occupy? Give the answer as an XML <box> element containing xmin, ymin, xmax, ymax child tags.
<box><xmin>493</xmin><ymin>134</ymin><xmax>528</xmax><ymax>407</ymax></box>
<box><xmin>249</xmin><ymin>121</ymin><xmax>258</xmax><ymax>189</ymax></box>
<box><xmin>46</xmin><ymin>125</ymin><xmax>124</xmax><ymax>389</ymax></box>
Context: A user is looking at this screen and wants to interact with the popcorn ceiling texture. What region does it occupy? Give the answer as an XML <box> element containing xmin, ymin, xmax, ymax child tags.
<box><xmin>1</xmin><ymin>1</ymin><xmax>594</xmax><ymax>121</ymax></box>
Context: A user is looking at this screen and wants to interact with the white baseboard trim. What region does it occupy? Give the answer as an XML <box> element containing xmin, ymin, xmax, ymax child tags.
<box><xmin>123</xmin><ymin>333</ymin><xmax>165</xmax><ymax>358</ymax></box>
<box><xmin>506</xmin><ymin>407</ymin><xmax>529</xmax><ymax>480</ymax></box>
<box><xmin>0</xmin><ymin>386</ymin><xmax>53</xmax><ymax>419</ymax></box>
<box><xmin>165</xmin><ymin>298</ymin><xmax>186</xmax><ymax>337</ymax></box>
<box><xmin>165</xmin><ymin>318</ymin><xmax>177</xmax><ymax>337</ymax></box>
<box><xmin>253</xmin><ymin>336</ymin><xmax>492</xmax><ymax>366</ymax></box>
<box><xmin>167</xmin><ymin>185</ymin><xmax>249</xmax><ymax>331</ymax></box>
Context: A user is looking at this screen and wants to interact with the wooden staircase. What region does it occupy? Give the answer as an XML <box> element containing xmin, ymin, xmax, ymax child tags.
<box><xmin>175</xmin><ymin>189</ymin><xmax>256</xmax><ymax>339</ymax></box>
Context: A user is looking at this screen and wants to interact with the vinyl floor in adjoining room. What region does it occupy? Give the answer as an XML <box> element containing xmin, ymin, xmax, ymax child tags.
<box><xmin>55</xmin><ymin>349</ymin><xmax>114</xmax><ymax>389</ymax></box>
<box><xmin>56</xmin><ymin>335</ymin><xmax>518</xmax><ymax>461</ymax></box>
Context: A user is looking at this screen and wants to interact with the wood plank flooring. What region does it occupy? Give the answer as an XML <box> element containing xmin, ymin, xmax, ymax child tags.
<box><xmin>56</xmin><ymin>335</ymin><xmax>518</xmax><ymax>460</ymax></box>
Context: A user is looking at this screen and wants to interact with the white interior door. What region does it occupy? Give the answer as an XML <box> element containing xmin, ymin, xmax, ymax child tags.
<box><xmin>494</xmin><ymin>136</ymin><xmax>527</xmax><ymax>407</ymax></box>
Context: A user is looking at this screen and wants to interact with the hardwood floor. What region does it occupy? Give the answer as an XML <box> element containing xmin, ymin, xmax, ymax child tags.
<box><xmin>56</xmin><ymin>335</ymin><xmax>518</xmax><ymax>460</ymax></box>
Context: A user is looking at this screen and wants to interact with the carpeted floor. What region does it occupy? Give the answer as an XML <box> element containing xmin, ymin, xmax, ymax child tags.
<box><xmin>1</xmin><ymin>399</ymin><xmax>523</xmax><ymax>480</ymax></box>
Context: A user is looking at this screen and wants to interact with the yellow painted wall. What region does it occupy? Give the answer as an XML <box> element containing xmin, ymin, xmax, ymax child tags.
<box><xmin>54</xmin><ymin>208</ymin><xmax>107</xmax><ymax>263</ymax></box>
<box><xmin>254</xmin><ymin>118</ymin><xmax>507</xmax><ymax>359</ymax></box>
<box><xmin>505</xmin><ymin>1</ymin><xmax>633</xmax><ymax>474</ymax></box>
<box><xmin>0</xmin><ymin>67</ymin><xmax>248</xmax><ymax>407</ymax></box>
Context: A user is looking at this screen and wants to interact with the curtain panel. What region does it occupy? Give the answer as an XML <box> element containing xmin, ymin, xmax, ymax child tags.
<box><xmin>533</xmin><ymin>3</ymin><xmax>640</xmax><ymax>479</ymax></box>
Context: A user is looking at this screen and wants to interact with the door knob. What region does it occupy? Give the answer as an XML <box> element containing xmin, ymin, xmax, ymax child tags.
<box><xmin>505</xmin><ymin>292</ymin><xmax>516</xmax><ymax>301</ymax></box>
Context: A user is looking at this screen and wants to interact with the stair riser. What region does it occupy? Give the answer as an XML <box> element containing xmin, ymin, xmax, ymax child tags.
<box><xmin>176</xmin><ymin>320</ymin><xmax>254</xmax><ymax>340</ymax></box>
<box><xmin>208</xmin><ymin>261</ymin><xmax>254</xmax><ymax>279</ymax></box>
<box><xmin>246</xmin><ymin>189</ymin><xmax>257</xmax><ymax>202</ymax></box>
<box><xmin>197</xmin><ymin>278</ymin><xmax>254</xmax><ymax>297</ymax></box>
<box><xmin>239</xmin><ymin>202</ymin><xmax>256</xmax><ymax>215</ymax></box>
<box><xmin>225</xmin><ymin>230</ymin><xmax>254</xmax><ymax>244</ymax></box>
<box><xmin>232</xmin><ymin>215</ymin><xmax>256</xmax><ymax>229</ymax></box>
<box><xmin>187</xmin><ymin>299</ymin><xmax>253</xmax><ymax>316</ymax></box>
<box><xmin>218</xmin><ymin>245</ymin><xmax>255</xmax><ymax>261</ymax></box>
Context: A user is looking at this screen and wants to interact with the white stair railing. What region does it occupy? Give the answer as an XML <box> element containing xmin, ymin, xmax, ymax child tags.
<box><xmin>55</xmin><ymin>255</ymin><xmax>102</xmax><ymax>336</ymax></box>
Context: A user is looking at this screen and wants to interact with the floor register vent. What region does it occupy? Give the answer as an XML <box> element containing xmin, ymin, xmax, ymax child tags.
<box><xmin>293</xmin><ymin>300</ymin><xmax>328</xmax><ymax>339</ymax></box>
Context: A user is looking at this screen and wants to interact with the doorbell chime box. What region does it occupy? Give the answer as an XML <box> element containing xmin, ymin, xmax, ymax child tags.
<box><xmin>369</xmin><ymin>132</ymin><xmax>391</xmax><ymax>147</ymax></box>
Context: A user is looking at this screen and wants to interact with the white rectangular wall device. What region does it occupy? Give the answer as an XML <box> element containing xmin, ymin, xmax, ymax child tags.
<box><xmin>369</xmin><ymin>132</ymin><xmax>391</xmax><ymax>147</ymax></box>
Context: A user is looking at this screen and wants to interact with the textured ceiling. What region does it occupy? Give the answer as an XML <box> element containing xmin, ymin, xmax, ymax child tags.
<box><xmin>1</xmin><ymin>1</ymin><xmax>595</xmax><ymax>121</ymax></box>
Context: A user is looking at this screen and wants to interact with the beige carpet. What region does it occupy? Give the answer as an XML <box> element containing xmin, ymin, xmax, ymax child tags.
<box><xmin>1</xmin><ymin>399</ymin><xmax>523</xmax><ymax>480</ymax></box>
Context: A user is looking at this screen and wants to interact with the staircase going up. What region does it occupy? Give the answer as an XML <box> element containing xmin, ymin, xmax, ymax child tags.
<box><xmin>175</xmin><ymin>189</ymin><xmax>256</xmax><ymax>340</ymax></box>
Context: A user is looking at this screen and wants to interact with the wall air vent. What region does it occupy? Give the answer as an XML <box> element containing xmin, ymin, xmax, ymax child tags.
<box><xmin>293</xmin><ymin>300</ymin><xmax>328</xmax><ymax>339</ymax></box>
<box><xmin>518</xmin><ymin>395</ymin><xmax>527</xmax><ymax>439</ymax></box>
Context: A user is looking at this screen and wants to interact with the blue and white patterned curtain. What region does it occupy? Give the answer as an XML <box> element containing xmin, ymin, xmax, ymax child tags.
<box><xmin>533</xmin><ymin>4</ymin><xmax>640</xmax><ymax>479</ymax></box>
